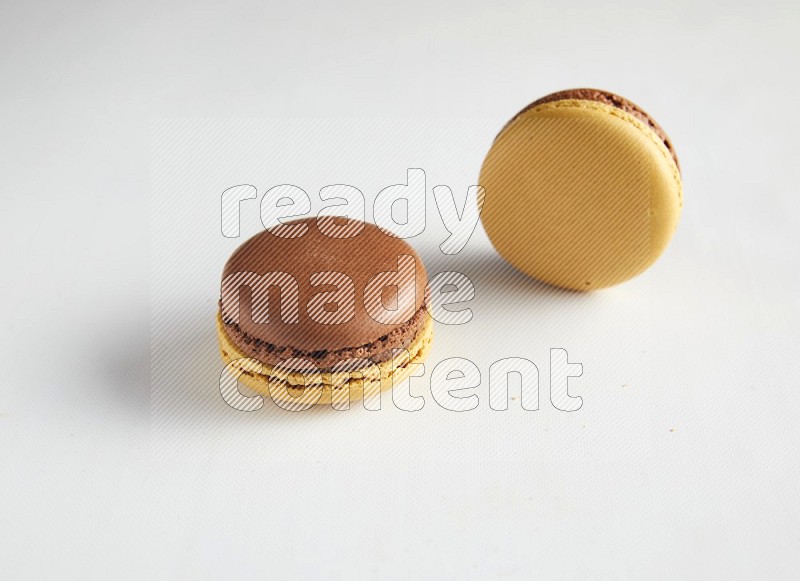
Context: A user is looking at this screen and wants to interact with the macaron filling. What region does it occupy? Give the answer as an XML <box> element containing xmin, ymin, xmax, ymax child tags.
<box><xmin>218</xmin><ymin>309</ymin><xmax>434</xmax><ymax>407</ymax></box>
<box><xmin>220</xmin><ymin>302</ymin><xmax>429</xmax><ymax>370</ymax></box>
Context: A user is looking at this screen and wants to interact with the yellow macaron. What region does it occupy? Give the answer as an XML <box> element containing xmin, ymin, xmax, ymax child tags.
<box><xmin>479</xmin><ymin>88</ymin><xmax>682</xmax><ymax>291</ymax></box>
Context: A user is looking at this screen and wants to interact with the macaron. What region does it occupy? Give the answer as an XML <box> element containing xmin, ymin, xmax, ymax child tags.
<box><xmin>479</xmin><ymin>88</ymin><xmax>683</xmax><ymax>291</ymax></box>
<box><xmin>217</xmin><ymin>218</ymin><xmax>433</xmax><ymax>408</ymax></box>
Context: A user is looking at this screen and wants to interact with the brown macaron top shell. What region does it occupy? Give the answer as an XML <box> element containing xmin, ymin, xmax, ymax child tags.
<box><xmin>502</xmin><ymin>88</ymin><xmax>680</xmax><ymax>172</ymax></box>
<box><xmin>220</xmin><ymin>218</ymin><xmax>428</xmax><ymax>367</ymax></box>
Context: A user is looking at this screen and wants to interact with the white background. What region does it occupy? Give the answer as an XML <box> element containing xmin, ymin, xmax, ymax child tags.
<box><xmin>2</xmin><ymin>1</ymin><xmax>800</xmax><ymax>579</ymax></box>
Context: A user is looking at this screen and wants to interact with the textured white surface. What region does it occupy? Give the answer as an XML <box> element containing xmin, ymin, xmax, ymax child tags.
<box><xmin>2</xmin><ymin>1</ymin><xmax>799</xmax><ymax>578</ymax></box>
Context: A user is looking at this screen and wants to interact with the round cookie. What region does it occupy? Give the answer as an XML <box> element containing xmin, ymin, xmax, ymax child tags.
<box><xmin>479</xmin><ymin>88</ymin><xmax>683</xmax><ymax>291</ymax></box>
<box><xmin>217</xmin><ymin>218</ymin><xmax>433</xmax><ymax>408</ymax></box>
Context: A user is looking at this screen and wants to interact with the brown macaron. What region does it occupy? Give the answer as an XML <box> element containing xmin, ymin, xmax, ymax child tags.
<box><xmin>217</xmin><ymin>217</ymin><xmax>433</xmax><ymax>408</ymax></box>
